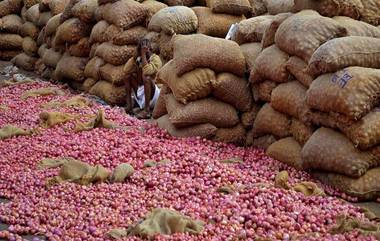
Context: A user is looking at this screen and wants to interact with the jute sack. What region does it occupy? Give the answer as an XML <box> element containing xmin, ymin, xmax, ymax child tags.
<box><xmin>37</xmin><ymin>11</ymin><xmax>51</xmax><ymax>27</ymax></box>
<box><xmin>152</xmin><ymin>86</ymin><xmax>170</xmax><ymax>119</ymax></box>
<box><xmin>252</xmin><ymin>135</ymin><xmax>277</xmax><ymax>149</ymax></box>
<box><xmin>83</xmin><ymin>78</ymin><xmax>97</xmax><ymax>92</ymax></box>
<box><xmin>20</xmin><ymin>22</ymin><xmax>39</xmax><ymax>40</ymax></box>
<box><xmin>206</xmin><ymin>0</ymin><xmax>251</xmax><ymax>16</ymax></box>
<box><xmin>0</xmin><ymin>34</ymin><xmax>23</xmax><ymax>50</ymax></box>
<box><xmin>36</xmin><ymin>28</ymin><xmax>45</xmax><ymax>46</ymax></box>
<box><xmin>158</xmin><ymin>32</ymin><xmax>173</xmax><ymax>60</ymax></box>
<box><xmin>55</xmin><ymin>18</ymin><xmax>91</xmax><ymax>45</ymax></box>
<box><xmin>71</xmin><ymin>0</ymin><xmax>98</xmax><ymax>23</ymax></box>
<box><xmin>360</xmin><ymin>0</ymin><xmax>380</xmax><ymax>26</ymax></box>
<box><xmin>99</xmin><ymin>64</ymin><xmax>125</xmax><ymax>86</ymax></box>
<box><xmin>148</xmin><ymin>6</ymin><xmax>198</xmax><ymax>35</ymax></box>
<box><xmin>22</xmin><ymin>37</ymin><xmax>37</xmax><ymax>56</ymax></box>
<box><xmin>253</xmin><ymin>103</ymin><xmax>291</xmax><ymax>138</ymax></box>
<box><xmin>55</xmin><ymin>53</ymin><xmax>88</xmax><ymax>82</ymax></box>
<box><xmin>0</xmin><ymin>50</ymin><xmax>21</xmax><ymax>61</ymax></box>
<box><xmin>157</xmin><ymin>114</ymin><xmax>217</xmax><ymax>138</ymax></box>
<box><xmin>293</xmin><ymin>0</ymin><xmax>363</xmax><ymax>19</ymax></box>
<box><xmin>192</xmin><ymin>7</ymin><xmax>245</xmax><ymax>38</ymax></box>
<box><xmin>249</xmin><ymin>0</ymin><xmax>266</xmax><ymax>16</ymax></box>
<box><xmin>266</xmin><ymin>137</ymin><xmax>303</xmax><ymax>170</ymax></box>
<box><xmin>308</xmin><ymin>37</ymin><xmax>380</xmax><ymax>77</ymax></box>
<box><xmin>164</xmin><ymin>0</ymin><xmax>195</xmax><ymax>6</ymax></box>
<box><xmin>89</xmin><ymin>43</ymin><xmax>98</xmax><ymax>59</ymax></box>
<box><xmin>157</xmin><ymin>60</ymin><xmax>214</xmax><ymax>104</ymax></box>
<box><xmin>211</xmin><ymin>72</ymin><xmax>253</xmax><ymax>112</ymax></box>
<box><xmin>0</xmin><ymin>0</ymin><xmax>22</xmax><ymax>18</ymax></box>
<box><xmin>241</xmin><ymin>103</ymin><xmax>261</xmax><ymax>129</ymax></box>
<box><xmin>11</xmin><ymin>53</ymin><xmax>37</xmax><ymax>71</ymax></box>
<box><xmin>24</xmin><ymin>0</ymin><xmax>40</xmax><ymax>9</ymax></box>
<box><xmin>306</xmin><ymin>67</ymin><xmax>380</xmax><ymax>121</ymax></box>
<box><xmin>313</xmin><ymin>168</ymin><xmax>380</xmax><ymax>201</ymax></box>
<box><xmin>251</xmin><ymin>80</ymin><xmax>278</xmax><ymax>102</ymax></box>
<box><xmin>38</xmin><ymin>0</ymin><xmax>50</xmax><ymax>12</ymax></box>
<box><xmin>263</xmin><ymin>0</ymin><xmax>294</xmax><ymax>15</ymax></box>
<box><xmin>285</xmin><ymin>56</ymin><xmax>314</xmax><ymax>88</ymax></box>
<box><xmin>49</xmin><ymin>0</ymin><xmax>70</xmax><ymax>15</ymax></box>
<box><xmin>112</xmin><ymin>26</ymin><xmax>148</xmax><ymax>46</ymax></box>
<box><xmin>333</xmin><ymin>16</ymin><xmax>380</xmax><ymax>38</ymax></box>
<box><xmin>173</xmin><ymin>34</ymin><xmax>246</xmax><ymax>77</ymax></box>
<box><xmin>103</xmin><ymin>25</ymin><xmax>124</xmax><ymax>44</ymax></box>
<box><xmin>59</xmin><ymin>0</ymin><xmax>82</xmax><ymax>24</ymax></box>
<box><xmin>84</xmin><ymin>57</ymin><xmax>104</xmax><ymax>81</ymax></box>
<box><xmin>0</xmin><ymin>14</ymin><xmax>23</xmax><ymax>34</ymax></box>
<box><xmin>142</xmin><ymin>0</ymin><xmax>168</xmax><ymax>25</ymax></box>
<box><xmin>231</xmin><ymin>16</ymin><xmax>274</xmax><ymax>45</ymax></box>
<box><xmin>25</xmin><ymin>4</ymin><xmax>40</xmax><ymax>25</ymax></box>
<box><xmin>213</xmin><ymin>124</ymin><xmax>246</xmax><ymax>145</ymax></box>
<box><xmin>97</xmin><ymin>0</ymin><xmax>118</xmax><ymax>4</ymax></box>
<box><xmin>89</xmin><ymin>81</ymin><xmax>127</xmax><ymax>105</ymax></box>
<box><xmin>38</xmin><ymin>44</ymin><xmax>47</xmax><ymax>58</ymax></box>
<box><xmin>302</xmin><ymin>128</ymin><xmax>378</xmax><ymax>178</ymax></box>
<box><xmin>101</xmin><ymin>0</ymin><xmax>148</xmax><ymax>30</ymax></box>
<box><xmin>239</xmin><ymin>42</ymin><xmax>261</xmax><ymax>71</ymax></box>
<box><xmin>275</xmin><ymin>10</ymin><xmax>347</xmax><ymax>62</ymax></box>
<box><xmin>68</xmin><ymin>37</ymin><xmax>91</xmax><ymax>57</ymax></box>
<box><xmin>251</xmin><ymin>45</ymin><xmax>291</xmax><ymax>83</ymax></box>
<box><xmin>89</xmin><ymin>20</ymin><xmax>109</xmax><ymax>43</ymax></box>
<box><xmin>95</xmin><ymin>42</ymin><xmax>136</xmax><ymax>65</ymax></box>
<box><xmin>45</xmin><ymin>14</ymin><xmax>61</xmax><ymax>37</ymax></box>
<box><xmin>166</xmin><ymin>94</ymin><xmax>239</xmax><ymax>128</ymax></box>
<box><xmin>261</xmin><ymin>13</ymin><xmax>293</xmax><ymax>49</ymax></box>
<box><xmin>290</xmin><ymin>118</ymin><xmax>314</xmax><ymax>145</ymax></box>
<box><xmin>271</xmin><ymin>81</ymin><xmax>309</xmax><ymax>121</ymax></box>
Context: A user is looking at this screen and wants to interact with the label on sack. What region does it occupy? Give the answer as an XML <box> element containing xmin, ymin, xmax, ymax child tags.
<box><xmin>226</xmin><ymin>24</ymin><xmax>238</xmax><ymax>40</ymax></box>
<box><xmin>331</xmin><ymin>69</ymin><xmax>353</xmax><ymax>88</ymax></box>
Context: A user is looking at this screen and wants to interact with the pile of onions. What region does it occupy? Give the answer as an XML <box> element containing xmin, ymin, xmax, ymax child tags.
<box><xmin>0</xmin><ymin>81</ymin><xmax>376</xmax><ymax>240</ymax></box>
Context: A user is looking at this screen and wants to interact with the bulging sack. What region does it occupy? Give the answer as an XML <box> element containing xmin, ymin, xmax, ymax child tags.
<box><xmin>261</xmin><ymin>13</ymin><xmax>293</xmax><ymax>49</ymax></box>
<box><xmin>166</xmin><ymin>94</ymin><xmax>239</xmax><ymax>128</ymax></box>
<box><xmin>263</xmin><ymin>0</ymin><xmax>294</xmax><ymax>15</ymax></box>
<box><xmin>99</xmin><ymin>64</ymin><xmax>125</xmax><ymax>86</ymax></box>
<box><xmin>142</xmin><ymin>0</ymin><xmax>168</xmax><ymax>25</ymax></box>
<box><xmin>68</xmin><ymin>37</ymin><xmax>91</xmax><ymax>57</ymax></box>
<box><xmin>333</xmin><ymin>16</ymin><xmax>380</xmax><ymax>38</ymax></box>
<box><xmin>231</xmin><ymin>16</ymin><xmax>274</xmax><ymax>45</ymax></box>
<box><xmin>25</xmin><ymin>4</ymin><xmax>40</xmax><ymax>25</ymax></box>
<box><xmin>11</xmin><ymin>53</ymin><xmax>37</xmax><ymax>71</ymax></box>
<box><xmin>22</xmin><ymin>37</ymin><xmax>37</xmax><ymax>56</ymax></box>
<box><xmin>148</xmin><ymin>6</ymin><xmax>198</xmax><ymax>35</ymax></box>
<box><xmin>45</xmin><ymin>14</ymin><xmax>61</xmax><ymax>37</ymax></box>
<box><xmin>253</xmin><ymin>103</ymin><xmax>291</xmax><ymax>138</ymax></box>
<box><xmin>308</xmin><ymin>37</ymin><xmax>380</xmax><ymax>76</ymax></box>
<box><xmin>239</xmin><ymin>42</ymin><xmax>261</xmax><ymax>71</ymax></box>
<box><xmin>95</xmin><ymin>42</ymin><xmax>136</xmax><ymax>66</ymax></box>
<box><xmin>0</xmin><ymin>14</ymin><xmax>23</xmax><ymax>34</ymax></box>
<box><xmin>55</xmin><ymin>53</ymin><xmax>88</xmax><ymax>82</ymax></box>
<box><xmin>0</xmin><ymin>50</ymin><xmax>21</xmax><ymax>61</ymax></box>
<box><xmin>360</xmin><ymin>0</ymin><xmax>380</xmax><ymax>26</ymax></box>
<box><xmin>89</xmin><ymin>81</ymin><xmax>127</xmax><ymax>105</ymax></box>
<box><xmin>89</xmin><ymin>20</ymin><xmax>109</xmax><ymax>43</ymax></box>
<box><xmin>0</xmin><ymin>34</ymin><xmax>23</xmax><ymax>50</ymax></box>
<box><xmin>207</xmin><ymin>0</ymin><xmax>251</xmax><ymax>16</ymax></box>
<box><xmin>285</xmin><ymin>56</ymin><xmax>314</xmax><ymax>88</ymax></box>
<box><xmin>84</xmin><ymin>57</ymin><xmax>105</xmax><ymax>81</ymax></box>
<box><xmin>252</xmin><ymin>135</ymin><xmax>277</xmax><ymax>150</ymax></box>
<box><xmin>213</xmin><ymin>124</ymin><xmax>246</xmax><ymax>145</ymax></box>
<box><xmin>211</xmin><ymin>72</ymin><xmax>253</xmax><ymax>112</ymax></box>
<box><xmin>173</xmin><ymin>34</ymin><xmax>246</xmax><ymax>77</ymax></box>
<box><xmin>0</xmin><ymin>0</ymin><xmax>23</xmax><ymax>18</ymax></box>
<box><xmin>71</xmin><ymin>0</ymin><xmax>98</xmax><ymax>23</ymax></box>
<box><xmin>20</xmin><ymin>22</ymin><xmax>39</xmax><ymax>40</ymax></box>
<box><xmin>302</xmin><ymin>128</ymin><xmax>378</xmax><ymax>178</ymax></box>
<box><xmin>37</xmin><ymin>11</ymin><xmax>51</xmax><ymax>27</ymax></box>
<box><xmin>83</xmin><ymin>78</ymin><xmax>97</xmax><ymax>92</ymax></box>
<box><xmin>241</xmin><ymin>103</ymin><xmax>261</xmax><ymax>129</ymax></box>
<box><xmin>251</xmin><ymin>80</ymin><xmax>278</xmax><ymax>102</ymax></box>
<box><xmin>112</xmin><ymin>26</ymin><xmax>148</xmax><ymax>46</ymax></box>
<box><xmin>275</xmin><ymin>10</ymin><xmax>347</xmax><ymax>62</ymax></box>
<box><xmin>306</xmin><ymin>67</ymin><xmax>380</xmax><ymax>121</ymax></box>
<box><xmin>266</xmin><ymin>137</ymin><xmax>303</xmax><ymax>170</ymax></box>
<box><xmin>55</xmin><ymin>18</ymin><xmax>91</xmax><ymax>45</ymax></box>
<box><xmin>290</xmin><ymin>118</ymin><xmax>314</xmax><ymax>145</ymax></box>
<box><xmin>49</xmin><ymin>0</ymin><xmax>71</xmax><ymax>15</ymax></box>
<box><xmin>157</xmin><ymin>60</ymin><xmax>214</xmax><ymax>104</ymax></box>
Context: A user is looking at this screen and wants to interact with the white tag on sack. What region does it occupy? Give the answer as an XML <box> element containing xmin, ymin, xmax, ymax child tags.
<box><xmin>226</xmin><ymin>24</ymin><xmax>238</xmax><ymax>40</ymax></box>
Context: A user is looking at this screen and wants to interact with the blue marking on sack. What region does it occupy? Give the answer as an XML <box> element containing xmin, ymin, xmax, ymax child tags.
<box><xmin>331</xmin><ymin>70</ymin><xmax>353</xmax><ymax>88</ymax></box>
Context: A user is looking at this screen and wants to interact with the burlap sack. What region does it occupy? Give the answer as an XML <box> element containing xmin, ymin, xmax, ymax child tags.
<box><xmin>22</xmin><ymin>37</ymin><xmax>37</xmax><ymax>56</ymax></box>
<box><xmin>55</xmin><ymin>18</ymin><xmax>91</xmax><ymax>45</ymax></box>
<box><xmin>24</xmin><ymin>0</ymin><xmax>39</xmax><ymax>9</ymax></box>
<box><xmin>68</xmin><ymin>37</ymin><xmax>91</xmax><ymax>57</ymax></box>
<box><xmin>271</xmin><ymin>81</ymin><xmax>309</xmax><ymax>121</ymax></box>
<box><xmin>360</xmin><ymin>0</ymin><xmax>380</xmax><ymax>26</ymax></box>
<box><xmin>20</xmin><ymin>22</ymin><xmax>39</xmax><ymax>40</ymax></box>
<box><xmin>37</xmin><ymin>11</ymin><xmax>51</xmax><ymax>27</ymax></box>
<box><xmin>38</xmin><ymin>0</ymin><xmax>50</xmax><ymax>12</ymax></box>
<box><xmin>285</xmin><ymin>56</ymin><xmax>313</xmax><ymax>88</ymax></box>
<box><xmin>95</xmin><ymin>42</ymin><xmax>136</xmax><ymax>66</ymax></box>
<box><xmin>25</xmin><ymin>4</ymin><xmax>40</xmax><ymax>25</ymax></box>
<box><xmin>239</xmin><ymin>42</ymin><xmax>261</xmax><ymax>71</ymax></box>
<box><xmin>83</xmin><ymin>78</ymin><xmax>97</xmax><ymax>92</ymax></box>
<box><xmin>263</xmin><ymin>0</ymin><xmax>294</xmax><ymax>15</ymax></box>
<box><xmin>308</xmin><ymin>37</ymin><xmax>380</xmax><ymax>77</ymax></box>
<box><xmin>148</xmin><ymin>6</ymin><xmax>198</xmax><ymax>35</ymax></box>
<box><xmin>241</xmin><ymin>103</ymin><xmax>260</xmax><ymax>129</ymax></box>
<box><xmin>164</xmin><ymin>0</ymin><xmax>195</xmax><ymax>6</ymax></box>
<box><xmin>152</xmin><ymin>86</ymin><xmax>169</xmax><ymax>119</ymax></box>
<box><xmin>102</xmin><ymin>0</ymin><xmax>148</xmax><ymax>30</ymax></box>
<box><xmin>157</xmin><ymin>32</ymin><xmax>173</xmax><ymax>60</ymax></box>
<box><xmin>293</xmin><ymin>0</ymin><xmax>362</xmax><ymax>19</ymax></box>
<box><xmin>251</xmin><ymin>45</ymin><xmax>291</xmax><ymax>83</ymax></box>
<box><xmin>207</xmin><ymin>0</ymin><xmax>251</xmax><ymax>16</ymax></box>
<box><xmin>109</xmin><ymin>163</ymin><xmax>134</xmax><ymax>183</ymax></box>
<box><xmin>290</xmin><ymin>118</ymin><xmax>314</xmax><ymax>145</ymax></box>
<box><xmin>0</xmin><ymin>50</ymin><xmax>21</xmax><ymax>61</ymax></box>
<box><xmin>0</xmin><ymin>0</ymin><xmax>22</xmax><ymax>18</ymax></box>
<box><xmin>89</xmin><ymin>81</ymin><xmax>127</xmax><ymax>105</ymax></box>
<box><xmin>36</xmin><ymin>27</ymin><xmax>45</xmax><ymax>46</ymax></box>
<box><xmin>231</xmin><ymin>16</ymin><xmax>274</xmax><ymax>45</ymax></box>
<box><xmin>55</xmin><ymin>53</ymin><xmax>88</xmax><ymax>82</ymax></box>
<box><xmin>166</xmin><ymin>95</ymin><xmax>239</xmax><ymax>128</ymax></box>
<box><xmin>142</xmin><ymin>0</ymin><xmax>168</xmax><ymax>25</ymax></box>
<box><xmin>275</xmin><ymin>10</ymin><xmax>347</xmax><ymax>62</ymax></box>
<box><xmin>42</xmin><ymin>48</ymin><xmax>62</xmax><ymax>68</ymax></box>
<box><xmin>157</xmin><ymin>60</ymin><xmax>214</xmax><ymax>104</ymax></box>
<box><xmin>302</xmin><ymin>128</ymin><xmax>378</xmax><ymax>178</ymax></box>
<box><xmin>44</xmin><ymin>14</ymin><xmax>61</xmax><ymax>37</ymax></box>
<box><xmin>333</xmin><ymin>16</ymin><xmax>380</xmax><ymax>38</ymax></box>
<box><xmin>251</xmin><ymin>80</ymin><xmax>277</xmax><ymax>102</ymax></box>
<box><xmin>71</xmin><ymin>0</ymin><xmax>98</xmax><ymax>23</ymax></box>
<box><xmin>89</xmin><ymin>20</ymin><xmax>109</xmax><ymax>43</ymax></box>
<box><xmin>39</xmin><ymin>111</ymin><xmax>79</xmax><ymax>128</ymax></box>
<box><xmin>261</xmin><ymin>13</ymin><xmax>292</xmax><ymax>49</ymax></box>
<box><xmin>213</xmin><ymin>124</ymin><xmax>246</xmax><ymax>145</ymax></box>
<box><xmin>11</xmin><ymin>53</ymin><xmax>37</xmax><ymax>71</ymax></box>
<box><xmin>192</xmin><ymin>6</ymin><xmax>245</xmax><ymax>38</ymax></box>
<box><xmin>313</xmin><ymin>168</ymin><xmax>380</xmax><ymax>201</ymax></box>
<box><xmin>253</xmin><ymin>103</ymin><xmax>291</xmax><ymax>138</ymax></box>
<box><xmin>97</xmin><ymin>0</ymin><xmax>118</xmax><ymax>4</ymax></box>
<box><xmin>84</xmin><ymin>57</ymin><xmax>104</xmax><ymax>80</ymax></box>
<box><xmin>59</xmin><ymin>0</ymin><xmax>80</xmax><ymax>24</ymax></box>
<box><xmin>0</xmin><ymin>34</ymin><xmax>23</xmax><ymax>50</ymax></box>
<box><xmin>0</xmin><ymin>124</ymin><xmax>32</xmax><ymax>140</ymax></box>
<box><xmin>0</xmin><ymin>14</ymin><xmax>23</xmax><ymax>34</ymax></box>
<box><xmin>112</xmin><ymin>26</ymin><xmax>148</xmax><ymax>46</ymax></box>
<box><xmin>211</xmin><ymin>72</ymin><xmax>253</xmax><ymax>112</ymax></box>
<box><xmin>252</xmin><ymin>135</ymin><xmax>277</xmax><ymax>149</ymax></box>
<box><xmin>37</xmin><ymin>44</ymin><xmax>47</xmax><ymax>57</ymax></box>
<box><xmin>249</xmin><ymin>0</ymin><xmax>266</xmax><ymax>16</ymax></box>
<box><xmin>99</xmin><ymin>64</ymin><xmax>125</xmax><ymax>86</ymax></box>
<box><xmin>266</xmin><ymin>137</ymin><xmax>303</xmax><ymax>170</ymax></box>
<box><xmin>173</xmin><ymin>34</ymin><xmax>246</xmax><ymax>77</ymax></box>
<box><xmin>306</xmin><ymin>67</ymin><xmax>380</xmax><ymax>121</ymax></box>
<box><xmin>157</xmin><ymin>114</ymin><xmax>217</xmax><ymax>138</ymax></box>
<box><xmin>49</xmin><ymin>0</ymin><xmax>70</xmax><ymax>15</ymax></box>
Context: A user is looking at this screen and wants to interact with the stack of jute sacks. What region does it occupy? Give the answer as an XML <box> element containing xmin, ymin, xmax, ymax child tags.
<box><xmin>240</xmin><ymin>8</ymin><xmax>380</xmax><ymax>201</ymax></box>
<box><xmin>153</xmin><ymin>34</ymin><xmax>254</xmax><ymax>145</ymax></box>
<box><xmin>0</xmin><ymin>0</ymin><xmax>23</xmax><ymax>61</ymax></box>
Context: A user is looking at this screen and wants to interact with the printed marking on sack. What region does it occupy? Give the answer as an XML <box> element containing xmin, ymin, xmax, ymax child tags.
<box><xmin>331</xmin><ymin>70</ymin><xmax>353</xmax><ymax>88</ymax></box>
